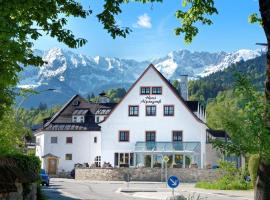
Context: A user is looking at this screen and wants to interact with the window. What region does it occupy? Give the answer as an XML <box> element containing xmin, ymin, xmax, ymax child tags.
<box><xmin>114</xmin><ymin>153</ymin><xmax>134</xmax><ymax>167</ymax></box>
<box><xmin>94</xmin><ymin>137</ymin><xmax>97</xmax><ymax>143</ymax></box>
<box><xmin>146</xmin><ymin>105</ymin><xmax>156</xmax><ymax>116</ymax></box>
<box><xmin>66</xmin><ymin>137</ymin><xmax>73</xmax><ymax>144</ymax></box>
<box><xmin>119</xmin><ymin>131</ymin><xmax>129</xmax><ymax>142</ymax></box>
<box><xmin>146</xmin><ymin>131</ymin><xmax>156</xmax><ymax>142</ymax></box>
<box><xmin>129</xmin><ymin>105</ymin><xmax>139</xmax><ymax>116</ymax></box>
<box><xmin>51</xmin><ymin>137</ymin><xmax>58</xmax><ymax>144</ymax></box>
<box><xmin>72</xmin><ymin>115</ymin><xmax>84</xmax><ymax>123</ymax></box>
<box><xmin>164</xmin><ymin>105</ymin><xmax>174</xmax><ymax>116</ymax></box>
<box><xmin>80</xmin><ymin>116</ymin><xmax>84</xmax><ymax>123</ymax></box>
<box><xmin>65</xmin><ymin>154</ymin><xmax>72</xmax><ymax>160</ymax></box>
<box><xmin>96</xmin><ymin>116</ymin><xmax>99</xmax><ymax>123</ymax></box>
<box><xmin>95</xmin><ymin>156</ymin><xmax>101</xmax><ymax>167</ymax></box>
<box><xmin>72</xmin><ymin>116</ymin><xmax>77</xmax><ymax>122</ymax></box>
<box><xmin>140</xmin><ymin>87</ymin><xmax>150</xmax><ymax>95</ymax></box>
<box><xmin>152</xmin><ymin>87</ymin><xmax>162</xmax><ymax>95</ymax></box>
<box><xmin>173</xmin><ymin>131</ymin><xmax>183</xmax><ymax>142</ymax></box>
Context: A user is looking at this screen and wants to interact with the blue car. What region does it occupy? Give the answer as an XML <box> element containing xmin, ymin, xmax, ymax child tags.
<box><xmin>40</xmin><ymin>169</ymin><xmax>50</xmax><ymax>186</ymax></box>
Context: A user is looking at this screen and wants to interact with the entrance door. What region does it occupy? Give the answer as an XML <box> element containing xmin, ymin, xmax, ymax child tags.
<box><xmin>48</xmin><ymin>158</ymin><xmax>57</xmax><ymax>174</ymax></box>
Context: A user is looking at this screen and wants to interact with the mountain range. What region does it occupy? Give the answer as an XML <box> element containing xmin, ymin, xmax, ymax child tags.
<box><xmin>18</xmin><ymin>47</ymin><xmax>265</xmax><ymax>108</ymax></box>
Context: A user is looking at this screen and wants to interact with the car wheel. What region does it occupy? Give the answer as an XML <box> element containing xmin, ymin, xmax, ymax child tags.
<box><xmin>46</xmin><ymin>182</ymin><xmax>49</xmax><ymax>186</ymax></box>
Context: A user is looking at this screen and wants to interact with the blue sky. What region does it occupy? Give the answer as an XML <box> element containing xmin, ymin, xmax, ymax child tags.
<box><xmin>34</xmin><ymin>0</ymin><xmax>265</xmax><ymax>60</ymax></box>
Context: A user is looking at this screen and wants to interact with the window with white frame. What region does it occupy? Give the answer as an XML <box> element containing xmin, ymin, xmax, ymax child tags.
<box><xmin>129</xmin><ymin>105</ymin><xmax>139</xmax><ymax>116</ymax></box>
<box><xmin>114</xmin><ymin>153</ymin><xmax>134</xmax><ymax>167</ymax></box>
<box><xmin>152</xmin><ymin>87</ymin><xmax>162</xmax><ymax>94</ymax></box>
<box><xmin>146</xmin><ymin>105</ymin><xmax>156</xmax><ymax>116</ymax></box>
<box><xmin>72</xmin><ymin>115</ymin><xmax>84</xmax><ymax>123</ymax></box>
<box><xmin>95</xmin><ymin>156</ymin><xmax>101</xmax><ymax>167</ymax></box>
<box><xmin>164</xmin><ymin>105</ymin><xmax>174</xmax><ymax>116</ymax></box>
<box><xmin>172</xmin><ymin>131</ymin><xmax>183</xmax><ymax>142</ymax></box>
<box><xmin>140</xmin><ymin>87</ymin><xmax>150</xmax><ymax>95</ymax></box>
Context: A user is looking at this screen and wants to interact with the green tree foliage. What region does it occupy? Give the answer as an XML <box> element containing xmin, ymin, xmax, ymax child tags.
<box><xmin>207</xmin><ymin>76</ymin><xmax>270</xmax><ymax>160</ymax></box>
<box><xmin>189</xmin><ymin>55</ymin><xmax>266</xmax><ymax>105</ymax></box>
<box><xmin>18</xmin><ymin>105</ymin><xmax>61</xmax><ymax>128</ymax></box>
<box><xmin>196</xmin><ymin>160</ymin><xmax>252</xmax><ymax>190</ymax></box>
<box><xmin>172</xmin><ymin>80</ymin><xmax>180</xmax><ymax>90</ymax></box>
<box><xmin>0</xmin><ymin>109</ymin><xmax>29</xmax><ymax>154</ymax></box>
<box><xmin>0</xmin><ymin>1</ymin><xmax>92</xmax><ymax>119</ymax></box>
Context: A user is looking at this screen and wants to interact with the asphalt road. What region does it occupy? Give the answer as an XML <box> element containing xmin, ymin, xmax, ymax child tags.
<box><xmin>42</xmin><ymin>178</ymin><xmax>253</xmax><ymax>200</ymax></box>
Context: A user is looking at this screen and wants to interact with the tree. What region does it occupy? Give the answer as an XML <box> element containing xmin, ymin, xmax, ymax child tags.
<box><xmin>172</xmin><ymin>80</ymin><xmax>180</xmax><ymax>90</ymax></box>
<box><xmin>0</xmin><ymin>1</ymin><xmax>90</xmax><ymax>119</ymax></box>
<box><xmin>207</xmin><ymin>76</ymin><xmax>270</xmax><ymax>199</ymax></box>
<box><xmin>1</xmin><ymin>1</ymin><xmax>270</xmax><ymax>198</ymax></box>
<box><xmin>0</xmin><ymin>108</ymin><xmax>29</xmax><ymax>154</ymax></box>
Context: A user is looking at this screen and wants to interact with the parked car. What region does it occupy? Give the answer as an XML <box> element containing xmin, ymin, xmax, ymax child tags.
<box><xmin>40</xmin><ymin>169</ymin><xmax>50</xmax><ymax>186</ymax></box>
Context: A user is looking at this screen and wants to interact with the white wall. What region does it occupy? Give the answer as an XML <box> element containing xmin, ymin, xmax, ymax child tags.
<box><xmin>100</xmin><ymin>67</ymin><xmax>207</xmax><ymax>167</ymax></box>
<box><xmin>35</xmin><ymin>134</ymin><xmax>45</xmax><ymax>168</ymax></box>
<box><xmin>35</xmin><ymin>131</ymin><xmax>101</xmax><ymax>172</ymax></box>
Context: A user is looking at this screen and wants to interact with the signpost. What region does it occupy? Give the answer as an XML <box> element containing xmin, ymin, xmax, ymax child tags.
<box><xmin>167</xmin><ymin>176</ymin><xmax>180</xmax><ymax>198</ymax></box>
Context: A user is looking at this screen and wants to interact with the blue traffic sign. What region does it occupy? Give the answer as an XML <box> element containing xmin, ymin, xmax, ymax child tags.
<box><xmin>167</xmin><ymin>176</ymin><xmax>180</xmax><ymax>188</ymax></box>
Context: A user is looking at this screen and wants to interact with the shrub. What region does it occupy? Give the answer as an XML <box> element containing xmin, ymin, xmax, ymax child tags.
<box><xmin>196</xmin><ymin>160</ymin><xmax>253</xmax><ymax>190</ymax></box>
<box><xmin>248</xmin><ymin>154</ymin><xmax>260</xmax><ymax>186</ymax></box>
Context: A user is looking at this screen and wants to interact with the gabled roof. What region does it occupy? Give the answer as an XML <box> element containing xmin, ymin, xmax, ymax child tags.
<box><xmin>100</xmin><ymin>64</ymin><xmax>205</xmax><ymax>124</ymax></box>
<box><xmin>37</xmin><ymin>95</ymin><xmax>105</xmax><ymax>132</ymax></box>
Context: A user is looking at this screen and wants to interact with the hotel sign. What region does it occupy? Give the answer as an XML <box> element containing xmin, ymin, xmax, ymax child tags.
<box><xmin>140</xmin><ymin>95</ymin><xmax>161</xmax><ymax>105</ymax></box>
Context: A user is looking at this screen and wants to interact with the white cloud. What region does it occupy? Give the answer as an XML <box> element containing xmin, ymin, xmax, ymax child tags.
<box><xmin>133</xmin><ymin>13</ymin><xmax>152</xmax><ymax>29</ymax></box>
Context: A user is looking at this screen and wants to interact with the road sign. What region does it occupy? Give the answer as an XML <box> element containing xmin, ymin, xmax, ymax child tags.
<box><xmin>167</xmin><ymin>176</ymin><xmax>180</xmax><ymax>189</ymax></box>
<box><xmin>163</xmin><ymin>156</ymin><xmax>170</xmax><ymax>163</ymax></box>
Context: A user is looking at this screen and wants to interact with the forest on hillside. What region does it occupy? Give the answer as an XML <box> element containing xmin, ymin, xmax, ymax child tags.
<box><xmin>188</xmin><ymin>54</ymin><xmax>266</xmax><ymax>104</ymax></box>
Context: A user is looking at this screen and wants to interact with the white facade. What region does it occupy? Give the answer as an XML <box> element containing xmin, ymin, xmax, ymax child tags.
<box><xmin>36</xmin><ymin>131</ymin><xmax>101</xmax><ymax>172</ymax></box>
<box><xmin>36</xmin><ymin>64</ymin><xmax>217</xmax><ymax>173</ymax></box>
<box><xmin>100</xmin><ymin>66</ymin><xmax>207</xmax><ymax>168</ymax></box>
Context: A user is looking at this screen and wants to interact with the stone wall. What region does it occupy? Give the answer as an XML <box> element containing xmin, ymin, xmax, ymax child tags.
<box><xmin>0</xmin><ymin>183</ymin><xmax>37</xmax><ymax>200</ymax></box>
<box><xmin>75</xmin><ymin>168</ymin><xmax>221</xmax><ymax>182</ymax></box>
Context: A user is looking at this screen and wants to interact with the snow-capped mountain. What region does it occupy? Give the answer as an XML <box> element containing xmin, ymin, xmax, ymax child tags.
<box><xmin>18</xmin><ymin>47</ymin><xmax>264</xmax><ymax>107</ymax></box>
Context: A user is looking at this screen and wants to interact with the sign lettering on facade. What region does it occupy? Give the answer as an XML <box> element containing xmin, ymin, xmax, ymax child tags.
<box><xmin>140</xmin><ymin>95</ymin><xmax>161</xmax><ymax>104</ymax></box>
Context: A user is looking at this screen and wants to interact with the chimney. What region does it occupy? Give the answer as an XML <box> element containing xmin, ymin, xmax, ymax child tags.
<box><xmin>178</xmin><ymin>75</ymin><xmax>188</xmax><ymax>101</ymax></box>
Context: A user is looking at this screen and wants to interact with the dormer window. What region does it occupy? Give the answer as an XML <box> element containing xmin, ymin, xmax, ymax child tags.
<box><xmin>72</xmin><ymin>109</ymin><xmax>88</xmax><ymax>123</ymax></box>
<box><xmin>72</xmin><ymin>115</ymin><xmax>84</xmax><ymax>123</ymax></box>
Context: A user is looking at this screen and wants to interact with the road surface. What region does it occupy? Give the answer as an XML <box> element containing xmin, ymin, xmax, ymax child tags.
<box><xmin>42</xmin><ymin>178</ymin><xmax>253</xmax><ymax>200</ymax></box>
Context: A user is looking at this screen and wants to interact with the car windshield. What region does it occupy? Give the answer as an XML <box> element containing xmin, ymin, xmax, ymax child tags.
<box><xmin>40</xmin><ymin>169</ymin><xmax>46</xmax><ymax>174</ymax></box>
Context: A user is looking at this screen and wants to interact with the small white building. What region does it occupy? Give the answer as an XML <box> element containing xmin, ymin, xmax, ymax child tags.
<box><xmin>35</xmin><ymin>64</ymin><xmax>223</xmax><ymax>174</ymax></box>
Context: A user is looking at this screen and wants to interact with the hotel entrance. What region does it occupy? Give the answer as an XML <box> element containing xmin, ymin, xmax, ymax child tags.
<box><xmin>134</xmin><ymin>142</ymin><xmax>200</xmax><ymax>168</ymax></box>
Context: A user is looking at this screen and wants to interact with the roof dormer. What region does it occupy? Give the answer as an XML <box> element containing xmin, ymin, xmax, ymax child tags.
<box><xmin>72</xmin><ymin>109</ymin><xmax>88</xmax><ymax>123</ymax></box>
